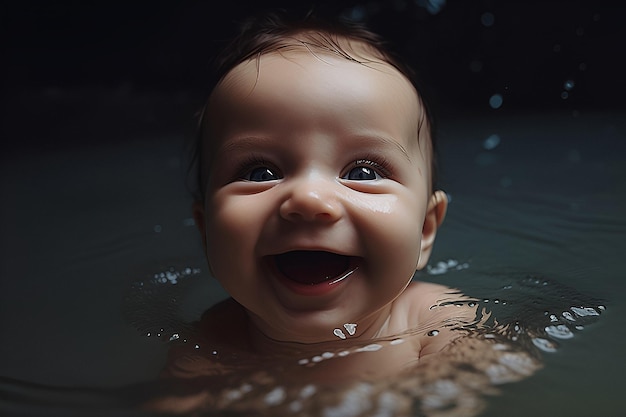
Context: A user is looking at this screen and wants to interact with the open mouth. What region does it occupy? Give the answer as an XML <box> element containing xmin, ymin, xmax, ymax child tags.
<box><xmin>273</xmin><ymin>250</ymin><xmax>354</xmax><ymax>286</ymax></box>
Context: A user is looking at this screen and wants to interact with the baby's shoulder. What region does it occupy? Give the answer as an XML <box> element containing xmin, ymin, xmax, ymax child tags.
<box><xmin>400</xmin><ymin>281</ymin><xmax>472</xmax><ymax>314</ymax></box>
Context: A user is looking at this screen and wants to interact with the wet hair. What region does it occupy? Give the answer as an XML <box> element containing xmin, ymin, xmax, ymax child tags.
<box><xmin>188</xmin><ymin>10</ymin><xmax>438</xmax><ymax>201</ymax></box>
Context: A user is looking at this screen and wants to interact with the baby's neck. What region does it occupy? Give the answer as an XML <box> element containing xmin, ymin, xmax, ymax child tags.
<box><xmin>245</xmin><ymin>305</ymin><xmax>396</xmax><ymax>356</ymax></box>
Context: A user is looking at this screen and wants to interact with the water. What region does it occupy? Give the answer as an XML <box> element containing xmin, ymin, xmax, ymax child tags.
<box><xmin>1</xmin><ymin>110</ymin><xmax>625</xmax><ymax>416</ymax></box>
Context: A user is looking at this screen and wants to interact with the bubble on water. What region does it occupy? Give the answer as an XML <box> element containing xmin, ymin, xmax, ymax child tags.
<box><xmin>289</xmin><ymin>400</ymin><xmax>303</xmax><ymax>413</ymax></box>
<box><xmin>545</xmin><ymin>324</ymin><xmax>574</xmax><ymax>339</ymax></box>
<box><xmin>169</xmin><ymin>333</ymin><xmax>180</xmax><ymax>342</ymax></box>
<box><xmin>489</xmin><ymin>94</ymin><xmax>503</xmax><ymax>109</ymax></box>
<box><xmin>482</xmin><ymin>134</ymin><xmax>501</xmax><ymax>150</ymax></box>
<box><xmin>562</xmin><ymin>311</ymin><xmax>576</xmax><ymax>321</ymax></box>
<box><xmin>532</xmin><ymin>337</ymin><xmax>558</xmax><ymax>352</ymax></box>
<box><xmin>549</xmin><ymin>314</ymin><xmax>558</xmax><ymax>322</ymax></box>
<box><xmin>343</xmin><ymin>323</ymin><xmax>357</xmax><ymax>335</ymax></box>
<box><xmin>356</xmin><ymin>344</ymin><xmax>383</xmax><ymax>352</ymax></box>
<box><xmin>264</xmin><ymin>386</ymin><xmax>286</xmax><ymax>406</ymax></box>
<box><xmin>481</xmin><ymin>12</ymin><xmax>495</xmax><ymax>27</ymax></box>
<box><xmin>300</xmin><ymin>384</ymin><xmax>317</xmax><ymax>398</ymax></box>
<box><xmin>571</xmin><ymin>306</ymin><xmax>600</xmax><ymax>316</ymax></box>
<box><xmin>333</xmin><ymin>328</ymin><xmax>346</xmax><ymax>339</ymax></box>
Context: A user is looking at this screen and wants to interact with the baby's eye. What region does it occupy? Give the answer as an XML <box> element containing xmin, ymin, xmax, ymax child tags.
<box><xmin>342</xmin><ymin>165</ymin><xmax>384</xmax><ymax>181</ymax></box>
<box><xmin>243</xmin><ymin>166</ymin><xmax>281</xmax><ymax>182</ymax></box>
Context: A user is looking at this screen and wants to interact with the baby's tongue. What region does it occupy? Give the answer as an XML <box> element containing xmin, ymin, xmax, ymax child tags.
<box><xmin>275</xmin><ymin>251</ymin><xmax>350</xmax><ymax>285</ymax></box>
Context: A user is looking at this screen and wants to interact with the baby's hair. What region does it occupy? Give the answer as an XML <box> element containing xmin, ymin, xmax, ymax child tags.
<box><xmin>188</xmin><ymin>9</ymin><xmax>438</xmax><ymax>201</ymax></box>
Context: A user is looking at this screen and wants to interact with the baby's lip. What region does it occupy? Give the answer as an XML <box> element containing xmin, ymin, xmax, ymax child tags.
<box><xmin>270</xmin><ymin>250</ymin><xmax>356</xmax><ymax>286</ymax></box>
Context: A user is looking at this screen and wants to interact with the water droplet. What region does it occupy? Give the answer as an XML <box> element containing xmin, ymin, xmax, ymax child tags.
<box><xmin>169</xmin><ymin>333</ymin><xmax>180</xmax><ymax>341</ymax></box>
<box><xmin>212</xmin><ymin>350</ymin><xmax>218</xmax><ymax>355</ymax></box>
<box><xmin>571</xmin><ymin>306</ymin><xmax>599</xmax><ymax>316</ymax></box>
<box><xmin>483</xmin><ymin>134</ymin><xmax>501</xmax><ymax>150</ymax></box>
<box><xmin>356</xmin><ymin>343</ymin><xmax>383</xmax><ymax>352</ymax></box>
<box><xmin>194</xmin><ymin>344</ymin><xmax>200</xmax><ymax>349</ymax></box>
<box><xmin>343</xmin><ymin>323</ymin><xmax>357</xmax><ymax>335</ymax></box>
<box><xmin>545</xmin><ymin>324</ymin><xmax>574</xmax><ymax>339</ymax></box>
<box><xmin>562</xmin><ymin>311</ymin><xmax>576</xmax><ymax>321</ymax></box>
<box><xmin>333</xmin><ymin>328</ymin><xmax>346</xmax><ymax>339</ymax></box>
<box><xmin>564</xmin><ymin>79</ymin><xmax>575</xmax><ymax>91</ymax></box>
<box><xmin>427</xmin><ymin>330</ymin><xmax>440</xmax><ymax>337</ymax></box>
<box><xmin>298</xmin><ymin>358</ymin><xmax>309</xmax><ymax>365</ymax></box>
<box><xmin>322</xmin><ymin>352</ymin><xmax>334</xmax><ymax>359</ymax></box>
<box><xmin>481</xmin><ymin>12</ymin><xmax>495</xmax><ymax>27</ymax></box>
<box><xmin>312</xmin><ymin>355</ymin><xmax>323</xmax><ymax>363</ymax></box>
<box><xmin>532</xmin><ymin>337</ymin><xmax>558</xmax><ymax>352</ymax></box>
<box><xmin>264</xmin><ymin>386</ymin><xmax>286</xmax><ymax>406</ymax></box>
<box><xmin>300</xmin><ymin>384</ymin><xmax>317</xmax><ymax>398</ymax></box>
<box><xmin>338</xmin><ymin>350</ymin><xmax>350</xmax><ymax>357</ymax></box>
<box><xmin>489</xmin><ymin>94</ymin><xmax>503</xmax><ymax>109</ymax></box>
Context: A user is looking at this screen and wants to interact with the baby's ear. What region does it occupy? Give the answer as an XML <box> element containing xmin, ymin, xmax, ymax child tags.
<box><xmin>417</xmin><ymin>190</ymin><xmax>448</xmax><ymax>270</ymax></box>
<box><xmin>192</xmin><ymin>200</ymin><xmax>208</xmax><ymax>251</ymax></box>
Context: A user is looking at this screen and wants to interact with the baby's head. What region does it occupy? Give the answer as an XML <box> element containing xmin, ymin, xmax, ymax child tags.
<box><xmin>191</xmin><ymin>11</ymin><xmax>448</xmax><ymax>343</ymax></box>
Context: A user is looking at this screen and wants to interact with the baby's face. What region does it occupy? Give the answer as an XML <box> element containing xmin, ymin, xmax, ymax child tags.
<box><xmin>195</xmin><ymin>46</ymin><xmax>440</xmax><ymax>343</ymax></box>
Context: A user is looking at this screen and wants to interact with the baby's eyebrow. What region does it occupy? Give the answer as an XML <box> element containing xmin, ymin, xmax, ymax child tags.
<box><xmin>352</xmin><ymin>134</ymin><xmax>411</xmax><ymax>162</ymax></box>
<box><xmin>217</xmin><ymin>134</ymin><xmax>411</xmax><ymax>161</ymax></box>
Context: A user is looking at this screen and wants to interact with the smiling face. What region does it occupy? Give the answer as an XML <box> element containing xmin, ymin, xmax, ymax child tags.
<box><xmin>194</xmin><ymin>42</ymin><xmax>447</xmax><ymax>344</ymax></box>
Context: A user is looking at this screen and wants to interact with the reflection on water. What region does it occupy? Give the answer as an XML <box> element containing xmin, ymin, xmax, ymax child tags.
<box><xmin>2</xmin><ymin>266</ymin><xmax>605</xmax><ymax>416</ymax></box>
<box><xmin>111</xmin><ymin>265</ymin><xmax>603</xmax><ymax>416</ymax></box>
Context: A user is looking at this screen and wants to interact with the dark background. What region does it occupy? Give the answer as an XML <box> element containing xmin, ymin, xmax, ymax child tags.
<box><xmin>1</xmin><ymin>0</ymin><xmax>625</xmax><ymax>153</ymax></box>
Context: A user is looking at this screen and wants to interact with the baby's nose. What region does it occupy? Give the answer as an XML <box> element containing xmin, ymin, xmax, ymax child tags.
<box><xmin>279</xmin><ymin>175</ymin><xmax>343</xmax><ymax>223</ymax></box>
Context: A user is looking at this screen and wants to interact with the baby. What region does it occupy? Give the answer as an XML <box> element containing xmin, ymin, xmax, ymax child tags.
<box><xmin>188</xmin><ymin>11</ymin><xmax>464</xmax><ymax>355</ymax></box>
<box><xmin>147</xmin><ymin>10</ymin><xmax>559</xmax><ymax>416</ymax></box>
